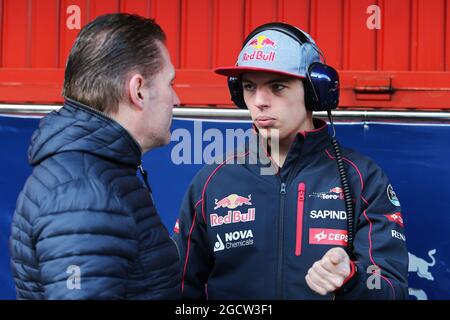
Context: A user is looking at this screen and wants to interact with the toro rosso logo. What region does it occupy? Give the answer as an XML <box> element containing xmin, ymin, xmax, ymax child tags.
<box><xmin>309</xmin><ymin>187</ymin><xmax>344</xmax><ymax>200</ymax></box>
<box><xmin>329</xmin><ymin>187</ymin><xmax>343</xmax><ymax>194</ymax></box>
<box><xmin>243</xmin><ymin>35</ymin><xmax>277</xmax><ymax>62</ymax></box>
<box><xmin>247</xmin><ymin>35</ymin><xmax>277</xmax><ymax>49</ymax></box>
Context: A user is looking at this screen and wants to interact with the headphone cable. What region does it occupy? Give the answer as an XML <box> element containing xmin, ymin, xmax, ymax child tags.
<box><xmin>327</xmin><ymin>110</ymin><xmax>355</xmax><ymax>258</ymax></box>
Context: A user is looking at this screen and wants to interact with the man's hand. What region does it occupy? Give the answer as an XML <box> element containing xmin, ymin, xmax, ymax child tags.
<box><xmin>305</xmin><ymin>247</ymin><xmax>351</xmax><ymax>295</ymax></box>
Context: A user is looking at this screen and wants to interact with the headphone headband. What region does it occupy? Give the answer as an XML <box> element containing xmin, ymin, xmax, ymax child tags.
<box><xmin>243</xmin><ymin>22</ymin><xmax>310</xmax><ymax>48</ymax></box>
<box><xmin>225</xmin><ymin>22</ymin><xmax>339</xmax><ymax>111</ymax></box>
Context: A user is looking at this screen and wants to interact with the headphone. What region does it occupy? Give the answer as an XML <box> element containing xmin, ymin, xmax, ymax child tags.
<box><xmin>228</xmin><ymin>22</ymin><xmax>340</xmax><ymax>111</ymax></box>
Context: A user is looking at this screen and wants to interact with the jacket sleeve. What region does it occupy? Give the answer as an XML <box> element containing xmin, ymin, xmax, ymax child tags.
<box><xmin>33</xmin><ymin>179</ymin><xmax>138</xmax><ymax>299</ymax></box>
<box><xmin>335</xmin><ymin>157</ymin><xmax>409</xmax><ymax>300</ymax></box>
<box><xmin>172</xmin><ymin>170</ymin><xmax>214</xmax><ymax>300</ymax></box>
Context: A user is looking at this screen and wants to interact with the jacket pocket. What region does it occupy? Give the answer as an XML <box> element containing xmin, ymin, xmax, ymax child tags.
<box><xmin>296</xmin><ymin>182</ymin><xmax>306</xmax><ymax>256</ymax></box>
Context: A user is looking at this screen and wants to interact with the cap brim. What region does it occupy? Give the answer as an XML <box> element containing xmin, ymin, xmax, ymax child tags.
<box><xmin>214</xmin><ymin>66</ymin><xmax>306</xmax><ymax>79</ymax></box>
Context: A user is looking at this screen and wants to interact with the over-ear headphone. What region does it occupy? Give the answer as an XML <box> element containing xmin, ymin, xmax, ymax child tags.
<box><xmin>228</xmin><ymin>22</ymin><xmax>339</xmax><ymax>111</ymax></box>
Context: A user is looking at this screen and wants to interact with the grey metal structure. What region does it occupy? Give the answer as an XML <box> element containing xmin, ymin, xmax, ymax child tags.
<box><xmin>1</xmin><ymin>104</ymin><xmax>450</xmax><ymax>121</ymax></box>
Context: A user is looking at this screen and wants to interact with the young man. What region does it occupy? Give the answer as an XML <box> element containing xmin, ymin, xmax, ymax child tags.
<box><xmin>173</xmin><ymin>23</ymin><xmax>408</xmax><ymax>299</ymax></box>
<box><xmin>10</xmin><ymin>14</ymin><xmax>181</xmax><ymax>299</ymax></box>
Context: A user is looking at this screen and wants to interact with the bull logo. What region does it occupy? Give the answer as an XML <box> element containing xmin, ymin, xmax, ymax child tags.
<box><xmin>408</xmin><ymin>249</ymin><xmax>437</xmax><ymax>300</ymax></box>
<box><xmin>247</xmin><ymin>35</ymin><xmax>277</xmax><ymax>49</ymax></box>
<box><xmin>408</xmin><ymin>249</ymin><xmax>436</xmax><ymax>281</ymax></box>
<box><xmin>214</xmin><ymin>194</ymin><xmax>252</xmax><ymax>210</ymax></box>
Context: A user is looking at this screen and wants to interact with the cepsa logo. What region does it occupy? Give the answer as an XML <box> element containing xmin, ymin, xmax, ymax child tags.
<box><xmin>211</xmin><ymin>194</ymin><xmax>255</xmax><ymax>227</ymax></box>
<box><xmin>309</xmin><ymin>228</ymin><xmax>348</xmax><ymax>246</ymax></box>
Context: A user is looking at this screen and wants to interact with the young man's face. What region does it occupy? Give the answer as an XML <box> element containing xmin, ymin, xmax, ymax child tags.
<box><xmin>140</xmin><ymin>43</ymin><xmax>179</xmax><ymax>150</ymax></box>
<box><xmin>242</xmin><ymin>71</ymin><xmax>313</xmax><ymax>142</ymax></box>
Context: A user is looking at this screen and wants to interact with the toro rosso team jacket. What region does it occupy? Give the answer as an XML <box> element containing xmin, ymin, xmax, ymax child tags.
<box><xmin>173</xmin><ymin>118</ymin><xmax>409</xmax><ymax>300</ymax></box>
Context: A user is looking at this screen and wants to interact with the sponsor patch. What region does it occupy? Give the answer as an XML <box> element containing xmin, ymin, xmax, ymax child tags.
<box><xmin>243</xmin><ymin>50</ymin><xmax>276</xmax><ymax>62</ymax></box>
<box><xmin>309</xmin><ymin>186</ymin><xmax>344</xmax><ymax>201</ymax></box>
<box><xmin>391</xmin><ymin>229</ymin><xmax>406</xmax><ymax>241</ymax></box>
<box><xmin>173</xmin><ymin>219</ymin><xmax>180</xmax><ymax>234</ymax></box>
<box><xmin>384</xmin><ymin>212</ymin><xmax>404</xmax><ymax>228</ymax></box>
<box><xmin>309</xmin><ymin>228</ymin><xmax>348</xmax><ymax>246</ymax></box>
<box><xmin>213</xmin><ymin>230</ymin><xmax>254</xmax><ymax>252</ymax></box>
<box><xmin>210</xmin><ymin>209</ymin><xmax>255</xmax><ymax>227</ymax></box>
<box><xmin>247</xmin><ymin>35</ymin><xmax>277</xmax><ymax>49</ymax></box>
<box><xmin>387</xmin><ymin>184</ymin><xmax>400</xmax><ymax>207</ymax></box>
<box><xmin>214</xmin><ymin>194</ymin><xmax>252</xmax><ymax>210</ymax></box>
<box><xmin>310</xmin><ymin>210</ymin><xmax>347</xmax><ymax>220</ymax></box>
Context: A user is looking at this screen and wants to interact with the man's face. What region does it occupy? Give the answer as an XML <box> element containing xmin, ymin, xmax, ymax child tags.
<box><xmin>140</xmin><ymin>43</ymin><xmax>179</xmax><ymax>150</ymax></box>
<box><xmin>242</xmin><ymin>71</ymin><xmax>311</xmax><ymax>141</ymax></box>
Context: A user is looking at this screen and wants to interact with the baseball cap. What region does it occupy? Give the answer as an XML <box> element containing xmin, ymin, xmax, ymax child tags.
<box><xmin>214</xmin><ymin>28</ymin><xmax>322</xmax><ymax>79</ymax></box>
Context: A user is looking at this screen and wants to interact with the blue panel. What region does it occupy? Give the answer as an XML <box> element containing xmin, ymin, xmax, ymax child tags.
<box><xmin>1</xmin><ymin>115</ymin><xmax>449</xmax><ymax>300</ymax></box>
<box><xmin>0</xmin><ymin>115</ymin><xmax>37</xmax><ymax>299</ymax></box>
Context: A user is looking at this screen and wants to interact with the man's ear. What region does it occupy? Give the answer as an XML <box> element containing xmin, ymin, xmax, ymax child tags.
<box><xmin>128</xmin><ymin>74</ymin><xmax>146</xmax><ymax>110</ymax></box>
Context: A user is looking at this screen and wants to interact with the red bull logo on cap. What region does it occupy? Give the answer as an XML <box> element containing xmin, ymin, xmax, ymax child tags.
<box><xmin>243</xmin><ymin>50</ymin><xmax>276</xmax><ymax>62</ymax></box>
<box><xmin>243</xmin><ymin>35</ymin><xmax>277</xmax><ymax>62</ymax></box>
<box><xmin>247</xmin><ymin>35</ymin><xmax>277</xmax><ymax>49</ymax></box>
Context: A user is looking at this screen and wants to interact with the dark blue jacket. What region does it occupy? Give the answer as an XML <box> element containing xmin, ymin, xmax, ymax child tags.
<box><xmin>173</xmin><ymin>119</ymin><xmax>408</xmax><ymax>300</ymax></box>
<box><xmin>9</xmin><ymin>99</ymin><xmax>181</xmax><ymax>299</ymax></box>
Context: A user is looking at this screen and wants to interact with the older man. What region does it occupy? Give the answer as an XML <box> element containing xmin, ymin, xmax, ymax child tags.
<box><xmin>10</xmin><ymin>13</ymin><xmax>180</xmax><ymax>299</ymax></box>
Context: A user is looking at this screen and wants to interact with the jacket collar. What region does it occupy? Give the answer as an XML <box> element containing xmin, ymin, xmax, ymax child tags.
<box><xmin>28</xmin><ymin>98</ymin><xmax>142</xmax><ymax>167</ymax></box>
<box><xmin>248</xmin><ymin>118</ymin><xmax>331</xmax><ymax>178</ymax></box>
<box><xmin>284</xmin><ymin>118</ymin><xmax>330</xmax><ymax>161</ymax></box>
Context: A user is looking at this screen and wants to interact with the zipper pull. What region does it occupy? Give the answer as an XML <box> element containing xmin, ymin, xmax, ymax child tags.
<box><xmin>280</xmin><ymin>182</ymin><xmax>287</xmax><ymax>194</ymax></box>
<box><xmin>298</xmin><ymin>182</ymin><xmax>305</xmax><ymax>200</ymax></box>
<box><xmin>296</xmin><ymin>182</ymin><xmax>306</xmax><ymax>257</ymax></box>
<box><xmin>138</xmin><ymin>163</ymin><xmax>152</xmax><ymax>193</ymax></box>
<box><xmin>138</xmin><ymin>164</ymin><xmax>146</xmax><ymax>179</ymax></box>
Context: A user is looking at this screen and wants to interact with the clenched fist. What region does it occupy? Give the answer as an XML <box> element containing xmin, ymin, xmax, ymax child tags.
<box><xmin>305</xmin><ymin>247</ymin><xmax>352</xmax><ymax>295</ymax></box>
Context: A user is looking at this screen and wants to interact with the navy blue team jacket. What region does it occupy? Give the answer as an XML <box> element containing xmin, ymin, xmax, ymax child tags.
<box><xmin>173</xmin><ymin>118</ymin><xmax>408</xmax><ymax>300</ymax></box>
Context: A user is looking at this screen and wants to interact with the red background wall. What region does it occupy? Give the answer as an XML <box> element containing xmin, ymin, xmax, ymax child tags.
<box><xmin>0</xmin><ymin>0</ymin><xmax>449</xmax><ymax>109</ymax></box>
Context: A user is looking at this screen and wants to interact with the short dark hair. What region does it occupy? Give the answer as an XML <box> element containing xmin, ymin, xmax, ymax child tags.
<box><xmin>62</xmin><ymin>13</ymin><xmax>166</xmax><ymax>114</ymax></box>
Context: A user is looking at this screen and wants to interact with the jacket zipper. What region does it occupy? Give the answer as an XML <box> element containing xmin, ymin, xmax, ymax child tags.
<box><xmin>138</xmin><ymin>162</ymin><xmax>153</xmax><ymax>193</ymax></box>
<box><xmin>296</xmin><ymin>182</ymin><xmax>306</xmax><ymax>256</ymax></box>
<box><xmin>276</xmin><ymin>153</ymin><xmax>305</xmax><ymax>298</ymax></box>
<box><xmin>277</xmin><ymin>181</ymin><xmax>287</xmax><ymax>299</ymax></box>
<box><xmin>138</xmin><ymin>162</ymin><xmax>156</xmax><ymax>206</ymax></box>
